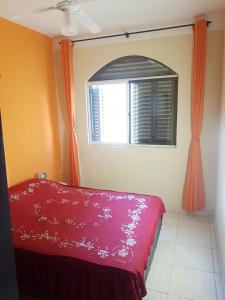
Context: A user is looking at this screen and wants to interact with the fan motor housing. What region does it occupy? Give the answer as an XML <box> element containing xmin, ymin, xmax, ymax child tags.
<box><xmin>57</xmin><ymin>0</ymin><xmax>80</xmax><ymax>12</ymax></box>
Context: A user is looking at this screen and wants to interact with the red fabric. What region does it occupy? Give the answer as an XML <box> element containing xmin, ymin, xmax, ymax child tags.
<box><xmin>182</xmin><ymin>19</ymin><xmax>207</xmax><ymax>212</ymax></box>
<box><xmin>9</xmin><ymin>179</ymin><xmax>165</xmax><ymax>299</ymax></box>
<box><xmin>60</xmin><ymin>39</ymin><xmax>80</xmax><ymax>186</ymax></box>
<box><xmin>15</xmin><ymin>248</ymin><xmax>141</xmax><ymax>300</ymax></box>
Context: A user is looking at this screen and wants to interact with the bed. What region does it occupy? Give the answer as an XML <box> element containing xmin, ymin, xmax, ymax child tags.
<box><xmin>9</xmin><ymin>178</ymin><xmax>165</xmax><ymax>300</ymax></box>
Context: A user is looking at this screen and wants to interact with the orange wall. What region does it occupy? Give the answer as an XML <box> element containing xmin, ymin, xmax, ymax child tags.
<box><xmin>0</xmin><ymin>18</ymin><xmax>61</xmax><ymax>186</ymax></box>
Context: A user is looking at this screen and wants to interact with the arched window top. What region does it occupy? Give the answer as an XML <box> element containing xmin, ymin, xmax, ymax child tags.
<box><xmin>89</xmin><ymin>55</ymin><xmax>177</xmax><ymax>82</ymax></box>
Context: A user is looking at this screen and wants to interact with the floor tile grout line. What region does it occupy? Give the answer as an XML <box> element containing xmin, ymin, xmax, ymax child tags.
<box><xmin>148</xmin><ymin>288</ymin><xmax>168</xmax><ymax>297</ymax></box>
<box><xmin>209</xmin><ymin>215</ymin><xmax>225</xmax><ymax>300</ymax></box>
<box><xmin>171</xmin><ymin>263</ymin><xmax>215</xmax><ymax>274</ymax></box>
<box><xmin>209</xmin><ymin>218</ymin><xmax>221</xmax><ymax>274</ymax></box>
<box><xmin>214</xmin><ymin>274</ymin><xmax>219</xmax><ymax>300</ymax></box>
<box><xmin>168</xmin><ymin>213</ymin><xmax>215</xmax><ymax>298</ymax></box>
<box><xmin>162</xmin><ymin>222</ymin><xmax>211</xmax><ymax>234</ymax></box>
<box><xmin>160</xmin><ymin>233</ymin><xmax>212</xmax><ymax>249</ymax></box>
<box><xmin>208</xmin><ymin>217</ymin><xmax>221</xmax><ymax>300</ymax></box>
<box><xmin>173</xmin><ymin>240</ymin><xmax>212</xmax><ymax>249</ymax></box>
<box><xmin>150</xmin><ymin>288</ymin><xmax>194</xmax><ymax>300</ymax></box>
<box><xmin>209</xmin><ymin>218</ymin><xmax>216</xmax><ymax>248</ymax></box>
<box><xmin>215</xmin><ymin>273</ymin><xmax>225</xmax><ymax>300</ymax></box>
<box><xmin>174</xmin><ymin>221</ymin><xmax>212</xmax><ymax>249</ymax></box>
<box><xmin>156</xmin><ymin>213</ymin><xmax>219</xmax><ymax>300</ymax></box>
<box><xmin>167</xmin><ymin>211</ymin><xmax>180</xmax><ymax>295</ymax></box>
<box><xmin>147</xmin><ymin>288</ymin><xmax>168</xmax><ymax>299</ymax></box>
<box><xmin>175</xmin><ymin>241</ymin><xmax>212</xmax><ymax>249</ymax></box>
<box><xmin>162</xmin><ymin>223</ymin><xmax>211</xmax><ymax>232</ymax></box>
<box><xmin>152</xmin><ymin>261</ymin><xmax>217</xmax><ymax>274</ymax></box>
<box><xmin>178</xmin><ymin>211</ymin><xmax>210</xmax><ymax>229</ymax></box>
<box><xmin>172</xmin><ymin>242</ymin><xmax>215</xmax><ymax>273</ymax></box>
<box><xmin>163</xmin><ymin>263</ymin><xmax>217</xmax><ymax>300</ymax></box>
<box><xmin>177</xmin><ymin>226</ymin><xmax>210</xmax><ymax>231</ymax></box>
<box><xmin>177</xmin><ymin>225</ymin><xmax>211</xmax><ymax>233</ymax></box>
<box><xmin>167</xmin><ymin>291</ymin><xmax>195</xmax><ymax>300</ymax></box>
<box><xmin>212</xmin><ymin>246</ymin><xmax>218</xmax><ymax>274</ymax></box>
<box><xmin>162</xmin><ymin>223</ymin><xmax>211</xmax><ymax>234</ymax></box>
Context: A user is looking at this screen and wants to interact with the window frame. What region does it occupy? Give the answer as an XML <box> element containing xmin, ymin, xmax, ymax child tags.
<box><xmin>87</xmin><ymin>74</ymin><xmax>178</xmax><ymax>147</ymax></box>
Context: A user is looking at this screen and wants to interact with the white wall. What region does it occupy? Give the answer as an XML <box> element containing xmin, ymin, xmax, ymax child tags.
<box><xmin>54</xmin><ymin>30</ymin><xmax>223</xmax><ymax>211</ymax></box>
<box><xmin>215</xmin><ymin>24</ymin><xmax>225</xmax><ymax>296</ymax></box>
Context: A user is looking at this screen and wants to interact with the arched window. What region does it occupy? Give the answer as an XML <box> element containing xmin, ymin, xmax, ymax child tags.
<box><xmin>88</xmin><ymin>56</ymin><xmax>178</xmax><ymax>145</ymax></box>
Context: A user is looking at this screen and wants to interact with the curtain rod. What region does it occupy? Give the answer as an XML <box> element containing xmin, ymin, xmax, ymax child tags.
<box><xmin>70</xmin><ymin>20</ymin><xmax>212</xmax><ymax>43</ymax></box>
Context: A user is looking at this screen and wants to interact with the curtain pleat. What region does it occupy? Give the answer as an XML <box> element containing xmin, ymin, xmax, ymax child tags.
<box><xmin>182</xmin><ymin>19</ymin><xmax>207</xmax><ymax>211</ymax></box>
<box><xmin>60</xmin><ymin>39</ymin><xmax>80</xmax><ymax>186</ymax></box>
<box><xmin>15</xmin><ymin>248</ymin><xmax>141</xmax><ymax>300</ymax></box>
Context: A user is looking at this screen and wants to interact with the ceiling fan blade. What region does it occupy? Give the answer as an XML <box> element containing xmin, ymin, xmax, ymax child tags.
<box><xmin>75</xmin><ymin>8</ymin><xmax>101</xmax><ymax>33</ymax></box>
<box><xmin>77</xmin><ymin>0</ymin><xmax>99</xmax><ymax>3</ymax></box>
<box><xmin>9</xmin><ymin>7</ymin><xmax>56</xmax><ymax>21</ymax></box>
<box><xmin>62</xmin><ymin>10</ymin><xmax>79</xmax><ymax>36</ymax></box>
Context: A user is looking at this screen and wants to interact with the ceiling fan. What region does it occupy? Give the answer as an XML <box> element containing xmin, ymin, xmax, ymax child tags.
<box><xmin>9</xmin><ymin>0</ymin><xmax>101</xmax><ymax>37</ymax></box>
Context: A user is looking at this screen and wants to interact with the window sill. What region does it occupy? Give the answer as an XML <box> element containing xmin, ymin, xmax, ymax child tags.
<box><xmin>88</xmin><ymin>142</ymin><xmax>176</xmax><ymax>149</ymax></box>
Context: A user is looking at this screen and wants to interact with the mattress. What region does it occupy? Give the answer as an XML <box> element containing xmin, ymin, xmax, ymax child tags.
<box><xmin>9</xmin><ymin>179</ymin><xmax>165</xmax><ymax>300</ymax></box>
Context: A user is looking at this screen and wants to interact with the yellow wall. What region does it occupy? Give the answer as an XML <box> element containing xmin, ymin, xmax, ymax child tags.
<box><xmin>55</xmin><ymin>30</ymin><xmax>223</xmax><ymax>211</ymax></box>
<box><xmin>0</xmin><ymin>18</ymin><xmax>61</xmax><ymax>186</ymax></box>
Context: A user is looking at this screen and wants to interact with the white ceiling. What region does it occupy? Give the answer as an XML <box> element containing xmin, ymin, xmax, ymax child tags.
<box><xmin>0</xmin><ymin>0</ymin><xmax>225</xmax><ymax>38</ymax></box>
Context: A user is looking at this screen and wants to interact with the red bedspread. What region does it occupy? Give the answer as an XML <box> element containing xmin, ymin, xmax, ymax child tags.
<box><xmin>9</xmin><ymin>179</ymin><xmax>165</xmax><ymax>299</ymax></box>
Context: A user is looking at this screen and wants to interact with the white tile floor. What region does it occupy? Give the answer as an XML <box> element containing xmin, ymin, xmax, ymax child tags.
<box><xmin>144</xmin><ymin>211</ymin><xmax>224</xmax><ymax>300</ymax></box>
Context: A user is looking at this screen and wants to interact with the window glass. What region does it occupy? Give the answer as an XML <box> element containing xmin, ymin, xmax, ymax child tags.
<box><xmin>88</xmin><ymin>56</ymin><xmax>178</xmax><ymax>146</ymax></box>
<box><xmin>98</xmin><ymin>83</ymin><xmax>128</xmax><ymax>143</ymax></box>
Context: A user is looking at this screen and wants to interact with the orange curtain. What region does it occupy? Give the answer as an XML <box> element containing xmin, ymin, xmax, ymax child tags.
<box><xmin>182</xmin><ymin>19</ymin><xmax>207</xmax><ymax>212</ymax></box>
<box><xmin>60</xmin><ymin>39</ymin><xmax>80</xmax><ymax>186</ymax></box>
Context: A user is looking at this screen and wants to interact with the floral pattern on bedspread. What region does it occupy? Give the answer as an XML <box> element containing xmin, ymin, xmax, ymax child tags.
<box><xmin>9</xmin><ymin>179</ymin><xmax>165</xmax><ymax>276</ymax></box>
